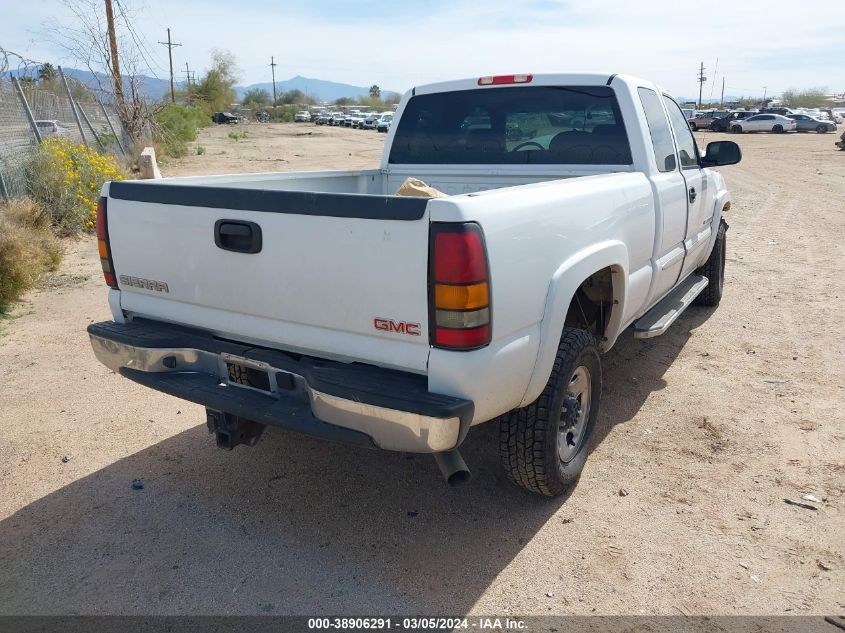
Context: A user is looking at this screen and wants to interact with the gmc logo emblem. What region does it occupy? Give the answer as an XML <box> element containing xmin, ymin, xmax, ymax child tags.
<box><xmin>374</xmin><ymin>317</ymin><xmax>421</xmax><ymax>337</ymax></box>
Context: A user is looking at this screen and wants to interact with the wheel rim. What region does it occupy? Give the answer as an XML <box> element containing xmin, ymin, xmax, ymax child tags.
<box><xmin>558</xmin><ymin>366</ymin><xmax>591</xmax><ymax>463</ymax></box>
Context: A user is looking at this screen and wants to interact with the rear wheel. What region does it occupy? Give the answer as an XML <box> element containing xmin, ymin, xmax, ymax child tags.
<box><xmin>731</xmin><ymin>125</ymin><xmax>743</xmax><ymax>134</ymax></box>
<box><xmin>694</xmin><ymin>220</ymin><xmax>727</xmax><ymax>307</ymax></box>
<box><xmin>816</xmin><ymin>125</ymin><xmax>828</xmax><ymax>134</ymax></box>
<box><xmin>773</xmin><ymin>124</ymin><xmax>784</xmax><ymax>133</ymax></box>
<box><xmin>499</xmin><ymin>328</ymin><xmax>601</xmax><ymax>497</ymax></box>
<box><xmin>689</xmin><ymin>122</ymin><xmax>698</xmax><ymax>131</ymax></box>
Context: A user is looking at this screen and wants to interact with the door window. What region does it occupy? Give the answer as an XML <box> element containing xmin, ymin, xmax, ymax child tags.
<box><xmin>638</xmin><ymin>87</ymin><xmax>676</xmax><ymax>172</ymax></box>
<box><xmin>662</xmin><ymin>96</ymin><xmax>699</xmax><ymax>169</ymax></box>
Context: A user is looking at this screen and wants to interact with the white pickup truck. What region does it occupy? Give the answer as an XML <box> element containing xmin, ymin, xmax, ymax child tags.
<box><xmin>89</xmin><ymin>73</ymin><xmax>741</xmax><ymax>496</ymax></box>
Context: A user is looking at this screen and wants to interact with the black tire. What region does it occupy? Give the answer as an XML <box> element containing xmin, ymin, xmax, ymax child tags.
<box><xmin>689</xmin><ymin>122</ymin><xmax>698</xmax><ymax>131</ymax></box>
<box><xmin>816</xmin><ymin>125</ymin><xmax>827</xmax><ymax>134</ymax></box>
<box><xmin>499</xmin><ymin>328</ymin><xmax>602</xmax><ymax>497</ymax></box>
<box><xmin>731</xmin><ymin>125</ymin><xmax>743</xmax><ymax>134</ymax></box>
<box><xmin>773</xmin><ymin>124</ymin><xmax>784</xmax><ymax>133</ymax></box>
<box><xmin>694</xmin><ymin>220</ymin><xmax>727</xmax><ymax>307</ymax></box>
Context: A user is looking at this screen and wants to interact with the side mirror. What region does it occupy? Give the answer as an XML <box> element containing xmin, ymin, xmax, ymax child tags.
<box><xmin>701</xmin><ymin>140</ymin><xmax>742</xmax><ymax>167</ymax></box>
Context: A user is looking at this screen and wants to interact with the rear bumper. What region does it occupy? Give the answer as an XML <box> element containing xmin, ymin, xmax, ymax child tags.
<box><xmin>88</xmin><ymin>319</ymin><xmax>473</xmax><ymax>453</ymax></box>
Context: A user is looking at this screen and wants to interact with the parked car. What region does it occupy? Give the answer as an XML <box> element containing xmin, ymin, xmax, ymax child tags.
<box><xmin>350</xmin><ymin>113</ymin><xmax>369</xmax><ymax>128</ymax></box>
<box><xmin>294</xmin><ymin>111</ymin><xmax>311</xmax><ymax>122</ymax></box>
<box><xmin>34</xmin><ymin>119</ymin><xmax>68</xmax><ymax>137</ymax></box>
<box><xmin>328</xmin><ymin>112</ymin><xmax>345</xmax><ymax>126</ymax></box>
<box><xmin>255</xmin><ymin>111</ymin><xmax>270</xmax><ymax>123</ymax></box>
<box><xmin>89</xmin><ymin>72</ymin><xmax>740</xmax><ymax>497</ymax></box>
<box><xmin>688</xmin><ymin>110</ymin><xmax>728</xmax><ymax>130</ymax></box>
<box><xmin>360</xmin><ymin>113</ymin><xmax>380</xmax><ymax>129</ymax></box>
<box><xmin>820</xmin><ymin>109</ymin><xmax>843</xmax><ymax>124</ymax></box>
<box><xmin>786</xmin><ymin>114</ymin><xmax>837</xmax><ymax>133</ymax></box>
<box><xmin>708</xmin><ymin>111</ymin><xmax>757</xmax><ymax>132</ymax></box>
<box><xmin>211</xmin><ymin>112</ymin><xmax>239</xmax><ymax>124</ymax></box>
<box><xmin>376</xmin><ymin>113</ymin><xmax>394</xmax><ymax>133</ymax></box>
<box><xmin>760</xmin><ymin>107</ymin><xmax>795</xmax><ymax>116</ymax></box>
<box><xmin>344</xmin><ymin>113</ymin><xmax>365</xmax><ymax>128</ymax></box>
<box><xmin>314</xmin><ymin>112</ymin><xmax>332</xmax><ymax>125</ymax></box>
<box><xmin>730</xmin><ymin>113</ymin><xmax>797</xmax><ymax>133</ymax></box>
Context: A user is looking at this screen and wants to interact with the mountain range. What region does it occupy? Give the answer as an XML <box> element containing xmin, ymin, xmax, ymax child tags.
<box><xmin>11</xmin><ymin>67</ymin><xmax>393</xmax><ymax>104</ymax></box>
<box><xmin>11</xmin><ymin>68</ymin><xmax>748</xmax><ymax>105</ymax></box>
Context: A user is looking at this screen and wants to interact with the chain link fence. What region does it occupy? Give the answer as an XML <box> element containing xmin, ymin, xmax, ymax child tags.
<box><xmin>0</xmin><ymin>78</ymin><xmax>37</xmax><ymax>199</ymax></box>
<box><xmin>0</xmin><ymin>73</ymin><xmax>130</xmax><ymax>201</ymax></box>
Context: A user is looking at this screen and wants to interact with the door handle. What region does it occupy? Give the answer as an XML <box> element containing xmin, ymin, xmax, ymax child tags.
<box><xmin>688</xmin><ymin>187</ymin><xmax>697</xmax><ymax>203</ymax></box>
<box><xmin>214</xmin><ymin>220</ymin><xmax>262</xmax><ymax>253</ymax></box>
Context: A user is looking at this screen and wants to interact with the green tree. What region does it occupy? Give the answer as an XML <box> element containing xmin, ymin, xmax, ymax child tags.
<box><xmin>369</xmin><ymin>84</ymin><xmax>380</xmax><ymax>99</ymax></box>
<box><xmin>334</xmin><ymin>97</ymin><xmax>354</xmax><ymax>106</ymax></box>
<box><xmin>242</xmin><ymin>87</ymin><xmax>271</xmax><ymax>109</ymax></box>
<box><xmin>278</xmin><ymin>89</ymin><xmax>305</xmax><ymax>105</ymax></box>
<box><xmin>38</xmin><ymin>63</ymin><xmax>57</xmax><ymax>82</ymax></box>
<box><xmin>780</xmin><ymin>87</ymin><xmax>828</xmax><ymax>109</ymax></box>
<box><xmin>194</xmin><ymin>49</ymin><xmax>239</xmax><ymax>114</ymax></box>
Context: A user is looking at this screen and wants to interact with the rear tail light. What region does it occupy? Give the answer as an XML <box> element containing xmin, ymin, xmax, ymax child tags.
<box><xmin>96</xmin><ymin>196</ymin><xmax>118</xmax><ymax>289</ymax></box>
<box><xmin>429</xmin><ymin>223</ymin><xmax>491</xmax><ymax>350</ymax></box>
<box><xmin>478</xmin><ymin>74</ymin><xmax>533</xmax><ymax>86</ymax></box>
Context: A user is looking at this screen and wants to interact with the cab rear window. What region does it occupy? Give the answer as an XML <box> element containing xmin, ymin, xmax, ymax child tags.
<box><xmin>388</xmin><ymin>86</ymin><xmax>632</xmax><ymax>165</ymax></box>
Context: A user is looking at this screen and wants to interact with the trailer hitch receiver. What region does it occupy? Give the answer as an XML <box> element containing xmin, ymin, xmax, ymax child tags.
<box><xmin>205</xmin><ymin>408</ymin><xmax>266</xmax><ymax>450</ymax></box>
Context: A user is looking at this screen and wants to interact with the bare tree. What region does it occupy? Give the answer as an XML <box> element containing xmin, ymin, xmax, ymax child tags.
<box><xmin>42</xmin><ymin>0</ymin><xmax>160</xmax><ymax>143</ymax></box>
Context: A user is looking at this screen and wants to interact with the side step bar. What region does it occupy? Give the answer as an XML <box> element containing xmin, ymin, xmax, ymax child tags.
<box><xmin>633</xmin><ymin>275</ymin><xmax>709</xmax><ymax>339</ymax></box>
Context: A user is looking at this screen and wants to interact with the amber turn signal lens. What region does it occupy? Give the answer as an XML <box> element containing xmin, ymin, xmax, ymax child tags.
<box><xmin>97</xmin><ymin>239</ymin><xmax>109</xmax><ymax>259</ymax></box>
<box><xmin>434</xmin><ymin>282</ymin><xmax>488</xmax><ymax>310</ymax></box>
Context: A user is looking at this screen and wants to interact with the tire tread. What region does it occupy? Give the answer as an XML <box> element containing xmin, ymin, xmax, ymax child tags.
<box><xmin>499</xmin><ymin>328</ymin><xmax>596</xmax><ymax>497</ymax></box>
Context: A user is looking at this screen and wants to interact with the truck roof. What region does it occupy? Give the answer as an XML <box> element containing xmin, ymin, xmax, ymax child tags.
<box><xmin>410</xmin><ymin>72</ymin><xmax>666</xmax><ymax>97</ymax></box>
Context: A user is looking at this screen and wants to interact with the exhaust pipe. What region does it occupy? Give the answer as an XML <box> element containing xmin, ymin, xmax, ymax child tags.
<box><xmin>433</xmin><ymin>450</ymin><xmax>471</xmax><ymax>486</ymax></box>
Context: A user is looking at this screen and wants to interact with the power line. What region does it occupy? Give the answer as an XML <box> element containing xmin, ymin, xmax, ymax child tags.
<box><xmin>114</xmin><ymin>0</ymin><xmax>165</xmax><ymax>78</ymax></box>
<box><xmin>157</xmin><ymin>27</ymin><xmax>182</xmax><ymax>103</ymax></box>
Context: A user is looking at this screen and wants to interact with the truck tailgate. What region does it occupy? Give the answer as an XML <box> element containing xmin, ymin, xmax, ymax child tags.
<box><xmin>105</xmin><ymin>181</ymin><xmax>432</xmax><ymax>373</ymax></box>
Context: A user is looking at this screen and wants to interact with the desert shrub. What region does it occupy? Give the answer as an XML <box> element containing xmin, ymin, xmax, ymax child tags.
<box><xmin>26</xmin><ymin>138</ymin><xmax>125</xmax><ymax>235</ymax></box>
<box><xmin>196</xmin><ymin>145</ymin><xmax>206</xmax><ymax>155</ymax></box>
<box><xmin>154</xmin><ymin>104</ymin><xmax>207</xmax><ymax>158</ymax></box>
<box><xmin>271</xmin><ymin>106</ymin><xmax>296</xmax><ymax>123</ymax></box>
<box><xmin>228</xmin><ymin>130</ymin><xmax>247</xmax><ymax>141</ymax></box>
<box><xmin>0</xmin><ymin>199</ymin><xmax>63</xmax><ymax>310</ymax></box>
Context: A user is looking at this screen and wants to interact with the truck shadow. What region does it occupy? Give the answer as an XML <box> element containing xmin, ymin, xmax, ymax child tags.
<box><xmin>0</xmin><ymin>309</ymin><xmax>714</xmax><ymax>615</ymax></box>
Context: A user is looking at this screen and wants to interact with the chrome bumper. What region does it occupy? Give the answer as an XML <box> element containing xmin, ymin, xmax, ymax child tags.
<box><xmin>88</xmin><ymin>320</ymin><xmax>473</xmax><ymax>453</ymax></box>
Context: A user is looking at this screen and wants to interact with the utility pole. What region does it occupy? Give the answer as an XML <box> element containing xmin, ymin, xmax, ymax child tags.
<box><xmin>697</xmin><ymin>62</ymin><xmax>707</xmax><ymax>109</ymax></box>
<box><xmin>270</xmin><ymin>56</ymin><xmax>277</xmax><ymax>105</ymax></box>
<box><xmin>720</xmin><ymin>77</ymin><xmax>725</xmax><ymax>107</ymax></box>
<box><xmin>103</xmin><ymin>0</ymin><xmax>123</xmax><ymax>105</ymax></box>
<box><xmin>762</xmin><ymin>86</ymin><xmax>767</xmax><ymax>105</ymax></box>
<box><xmin>158</xmin><ymin>28</ymin><xmax>182</xmax><ymax>103</ymax></box>
<box><xmin>183</xmin><ymin>62</ymin><xmax>194</xmax><ymax>89</ymax></box>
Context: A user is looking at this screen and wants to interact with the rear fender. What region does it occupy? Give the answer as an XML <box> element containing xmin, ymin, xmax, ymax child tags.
<box><xmin>519</xmin><ymin>241</ymin><xmax>628</xmax><ymax>407</ymax></box>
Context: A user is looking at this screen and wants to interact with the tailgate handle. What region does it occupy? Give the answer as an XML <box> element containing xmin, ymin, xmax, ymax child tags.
<box><xmin>214</xmin><ymin>220</ymin><xmax>262</xmax><ymax>254</ymax></box>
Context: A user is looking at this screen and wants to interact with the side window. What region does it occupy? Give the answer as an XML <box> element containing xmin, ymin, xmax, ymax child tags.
<box><xmin>638</xmin><ymin>87</ymin><xmax>676</xmax><ymax>172</ymax></box>
<box><xmin>663</xmin><ymin>96</ymin><xmax>699</xmax><ymax>169</ymax></box>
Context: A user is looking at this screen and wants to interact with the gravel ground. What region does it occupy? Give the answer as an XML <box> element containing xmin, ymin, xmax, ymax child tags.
<box><xmin>0</xmin><ymin>124</ymin><xmax>842</xmax><ymax>616</ymax></box>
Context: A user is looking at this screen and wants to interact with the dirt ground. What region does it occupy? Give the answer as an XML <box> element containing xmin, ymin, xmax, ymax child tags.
<box><xmin>0</xmin><ymin>123</ymin><xmax>843</xmax><ymax>616</ymax></box>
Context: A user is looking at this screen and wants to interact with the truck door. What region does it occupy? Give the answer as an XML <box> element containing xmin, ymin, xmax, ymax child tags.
<box><xmin>637</xmin><ymin>87</ymin><xmax>689</xmax><ymax>304</ymax></box>
<box><xmin>662</xmin><ymin>95</ymin><xmax>712</xmax><ymax>279</ymax></box>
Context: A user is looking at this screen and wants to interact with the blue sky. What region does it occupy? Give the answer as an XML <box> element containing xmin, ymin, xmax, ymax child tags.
<box><xmin>3</xmin><ymin>0</ymin><xmax>844</xmax><ymax>98</ymax></box>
